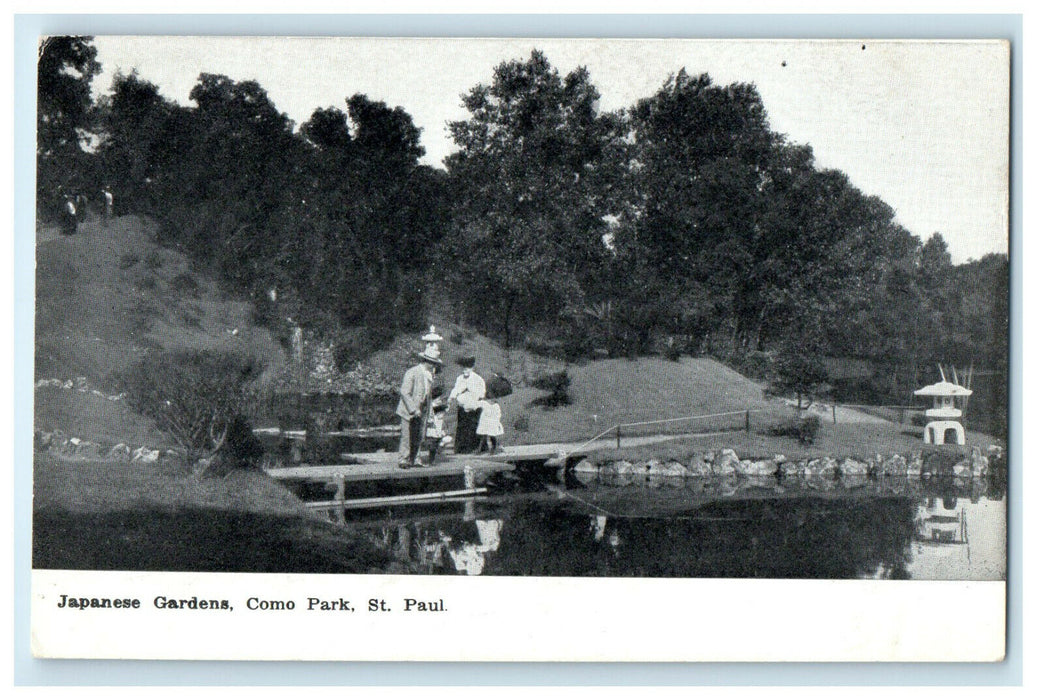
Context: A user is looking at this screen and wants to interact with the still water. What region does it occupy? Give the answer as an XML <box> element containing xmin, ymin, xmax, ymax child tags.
<box><xmin>294</xmin><ymin>470</ymin><xmax>1006</xmax><ymax>580</ymax></box>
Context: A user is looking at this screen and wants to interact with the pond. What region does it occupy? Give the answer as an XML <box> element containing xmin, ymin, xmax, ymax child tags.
<box><xmin>288</xmin><ymin>468</ymin><xmax>1007</xmax><ymax>580</ymax></box>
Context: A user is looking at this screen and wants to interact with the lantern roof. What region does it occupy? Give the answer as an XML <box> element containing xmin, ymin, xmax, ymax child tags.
<box><xmin>914</xmin><ymin>381</ymin><xmax>972</xmax><ymax>397</ymax></box>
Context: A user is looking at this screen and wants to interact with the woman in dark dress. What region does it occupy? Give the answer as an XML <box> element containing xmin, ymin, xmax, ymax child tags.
<box><xmin>448</xmin><ymin>356</ymin><xmax>485</xmax><ymax>454</ymax></box>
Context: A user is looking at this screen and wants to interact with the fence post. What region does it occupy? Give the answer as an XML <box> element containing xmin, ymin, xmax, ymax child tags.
<box><xmin>616</xmin><ymin>425</ymin><xmax>621</xmax><ymax>449</ymax></box>
<box><xmin>745</xmin><ymin>410</ymin><xmax>750</xmax><ymax>433</ymax></box>
<box><xmin>899</xmin><ymin>408</ymin><xmax>905</xmax><ymax>425</ymax></box>
<box><xmin>832</xmin><ymin>404</ymin><xmax>837</xmax><ymax>424</ymax></box>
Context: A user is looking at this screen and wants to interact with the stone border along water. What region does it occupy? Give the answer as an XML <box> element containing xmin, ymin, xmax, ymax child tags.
<box><xmin>571</xmin><ymin>446</ymin><xmax>1006</xmax><ymax>480</ymax></box>
<box><xmin>33</xmin><ymin>430</ymin><xmax>172</xmax><ymax>464</ymax></box>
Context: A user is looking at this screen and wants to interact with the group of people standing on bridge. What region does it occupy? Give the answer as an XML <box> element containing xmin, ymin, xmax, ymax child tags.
<box><xmin>396</xmin><ymin>328</ymin><xmax>505</xmax><ymax>470</ymax></box>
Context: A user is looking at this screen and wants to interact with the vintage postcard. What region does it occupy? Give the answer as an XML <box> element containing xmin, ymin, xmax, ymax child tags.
<box><xmin>29</xmin><ymin>36</ymin><xmax>1010</xmax><ymax>662</ymax></box>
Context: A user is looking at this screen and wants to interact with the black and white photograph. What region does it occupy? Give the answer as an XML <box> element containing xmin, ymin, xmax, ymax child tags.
<box><xmin>28</xmin><ymin>34</ymin><xmax>1011</xmax><ymax>662</ymax></box>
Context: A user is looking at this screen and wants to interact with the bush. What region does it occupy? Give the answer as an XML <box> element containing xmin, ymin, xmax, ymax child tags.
<box><xmin>512</xmin><ymin>413</ymin><xmax>531</xmax><ymax>432</ymax></box>
<box><xmin>767</xmin><ymin>414</ymin><xmax>821</xmax><ymax>446</ymax></box>
<box><xmin>530</xmin><ymin>370</ymin><xmax>572</xmax><ymax>408</ymax></box>
<box><xmin>118</xmin><ymin>253</ymin><xmax>139</xmax><ymax>270</ymax></box>
<box><xmin>120</xmin><ymin>350</ymin><xmax>263</xmax><ymax>461</ymax></box>
<box><xmin>220</xmin><ymin>415</ymin><xmax>264</xmax><ymax>470</ymax></box>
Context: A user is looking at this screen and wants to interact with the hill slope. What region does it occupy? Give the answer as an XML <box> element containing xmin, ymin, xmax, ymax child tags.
<box><xmin>34</xmin><ymin>214</ymin><xmax>285</xmax><ymax>444</ymax></box>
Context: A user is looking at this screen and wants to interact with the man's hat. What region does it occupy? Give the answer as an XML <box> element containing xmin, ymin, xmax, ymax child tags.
<box><xmin>418</xmin><ymin>347</ymin><xmax>442</xmax><ymax>365</ymax></box>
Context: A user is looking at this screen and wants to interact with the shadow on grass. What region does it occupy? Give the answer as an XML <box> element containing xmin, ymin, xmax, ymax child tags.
<box><xmin>33</xmin><ymin>506</ymin><xmax>389</xmax><ymax>573</ymax></box>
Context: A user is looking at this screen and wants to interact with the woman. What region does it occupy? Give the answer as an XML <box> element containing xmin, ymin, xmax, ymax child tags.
<box><xmin>447</xmin><ymin>355</ymin><xmax>485</xmax><ymax>454</ymax></box>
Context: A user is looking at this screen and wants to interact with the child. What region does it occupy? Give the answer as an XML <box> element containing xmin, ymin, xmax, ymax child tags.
<box><xmin>476</xmin><ymin>399</ymin><xmax>504</xmax><ymax>454</ymax></box>
<box><xmin>425</xmin><ymin>400</ymin><xmax>451</xmax><ymax>465</ymax></box>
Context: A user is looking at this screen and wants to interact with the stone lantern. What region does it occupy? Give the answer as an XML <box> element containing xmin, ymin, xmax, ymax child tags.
<box><xmin>914</xmin><ymin>380</ymin><xmax>973</xmax><ymax>445</ymax></box>
<box><xmin>421</xmin><ymin>326</ymin><xmax>443</xmax><ymax>358</ymax></box>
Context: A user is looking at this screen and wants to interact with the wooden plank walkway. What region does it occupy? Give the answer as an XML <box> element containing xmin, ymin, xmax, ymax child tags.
<box><xmin>266</xmin><ymin>453</ymin><xmax>514</xmax><ymax>481</ymax></box>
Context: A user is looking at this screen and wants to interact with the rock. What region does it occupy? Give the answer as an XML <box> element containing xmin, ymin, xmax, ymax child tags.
<box><xmin>601</xmin><ymin>460</ymin><xmax>633</xmax><ymax>476</ymax></box>
<box><xmin>880</xmin><ymin>454</ymin><xmax>907</xmax><ymax>477</ymax></box>
<box><xmin>736</xmin><ymin>459</ymin><xmax>777</xmax><ymax>476</ymax></box>
<box><xmin>572</xmin><ymin>458</ymin><xmax>598</xmax><ymax>474</ymax></box>
<box><xmin>774</xmin><ymin>454</ymin><xmax>787</xmax><ymax>463</ymax></box>
<box><xmin>778</xmin><ymin>461</ymin><xmax>803</xmax><ymax>476</ymax></box>
<box><xmin>987</xmin><ymin>445</ymin><xmax>1005</xmax><ymax>458</ymax></box>
<box><xmin>663</xmin><ymin>460</ymin><xmax>688</xmax><ymax>478</ymax></box>
<box><xmin>107</xmin><ymin>443</ymin><xmax>131</xmax><ymax>462</ymax></box>
<box><xmin>839</xmin><ymin>458</ymin><xmax>869</xmax><ymax>476</ymax></box>
<box><xmin>58</xmin><ymin>437</ymin><xmax>82</xmax><ymax>456</ymax></box>
<box><xmin>805</xmin><ymin>458</ymin><xmax>836</xmax><ymax>478</ymax></box>
<box><xmin>643</xmin><ymin>459</ymin><xmax>665</xmax><ymax>475</ymax></box>
<box><xmin>688</xmin><ymin>455</ymin><xmax>713</xmax><ymax>477</ymax></box>
<box><xmin>712</xmin><ymin>449</ymin><xmax>740</xmax><ymax>476</ymax></box>
<box><xmin>132</xmin><ymin>447</ymin><xmax>160</xmax><ymax>464</ymax></box>
<box><xmin>34</xmin><ymin>431</ymin><xmax>53</xmax><ymax>450</ymax></box>
<box><xmin>906</xmin><ymin>452</ymin><xmax>924</xmax><ymax>476</ymax></box>
<box><xmin>74</xmin><ymin>376</ymin><xmax>89</xmax><ymax>392</ymax></box>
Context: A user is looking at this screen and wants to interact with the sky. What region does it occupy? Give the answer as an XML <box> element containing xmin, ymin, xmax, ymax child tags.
<box><xmin>89</xmin><ymin>36</ymin><xmax>1010</xmax><ymax>262</ymax></box>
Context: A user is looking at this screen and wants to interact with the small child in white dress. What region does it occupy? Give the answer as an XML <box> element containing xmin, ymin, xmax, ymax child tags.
<box><xmin>476</xmin><ymin>399</ymin><xmax>504</xmax><ymax>454</ymax></box>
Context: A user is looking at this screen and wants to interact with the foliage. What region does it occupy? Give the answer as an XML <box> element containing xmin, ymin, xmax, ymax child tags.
<box><xmin>769</xmin><ymin>342</ymin><xmax>831</xmax><ymax>410</ymax></box>
<box><xmin>767</xmin><ymin>414</ymin><xmax>821</xmax><ymax>446</ymax></box>
<box><xmin>512</xmin><ymin>413</ymin><xmax>531</xmax><ymax>432</ymax></box>
<box><xmin>442</xmin><ymin>50</ymin><xmax>620</xmax><ymax>347</ymax></box>
<box><xmin>530</xmin><ymin>370</ymin><xmax>573</xmax><ymax>408</ymax></box>
<box><xmin>37</xmin><ymin>36</ymin><xmax>102</xmax><ymax>209</ymax></box>
<box><xmin>120</xmin><ymin>350</ymin><xmax>263</xmax><ymax>461</ymax></box>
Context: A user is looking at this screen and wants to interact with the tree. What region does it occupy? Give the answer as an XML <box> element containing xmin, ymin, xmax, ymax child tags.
<box><xmin>37</xmin><ymin>36</ymin><xmax>101</xmax><ymax>206</ymax></box>
<box><xmin>443</xmin><ymin>50</ymin><xmax>620</xmax><ymax>346</ymax></box>
<box><xmin>121</xmin><ymin>351</ymin><xmax>262</xmax><ymax>462</ymax></box>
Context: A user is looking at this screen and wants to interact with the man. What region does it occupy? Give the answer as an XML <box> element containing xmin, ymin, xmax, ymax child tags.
<box><xmin>396</xmin><ymin>347</ymin><xmax>442</xmax><ymax>469</ymax></box>
<box><xmin>448</xmin><ymin>355</ymin><xmax>486</xmax><ymax>454</ymax></box>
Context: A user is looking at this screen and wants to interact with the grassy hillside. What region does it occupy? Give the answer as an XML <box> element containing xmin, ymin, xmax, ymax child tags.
<box><xmin>34</xmin><ymin>214</ymin><xmax>285</xmax><ymax>443</ymax></box>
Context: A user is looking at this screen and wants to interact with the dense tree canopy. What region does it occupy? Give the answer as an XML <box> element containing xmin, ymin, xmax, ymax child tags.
<box><xmin>46</xmin><ymin>39</ymin><xmax>1008</xmax><ymax>422</ymax></box>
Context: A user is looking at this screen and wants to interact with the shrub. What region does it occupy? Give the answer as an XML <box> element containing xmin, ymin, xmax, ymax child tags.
<box><xmin>530</xmin><ymin>370</ymin><xmax>572</xmax><ymax>408</ymax></box>
<box><xmin>120</xmin><ymin>350</ymin><xmax>263</xmax><ymax>462</ymax></box>
<box><xmin>797</xmin><ymin>415</ymin><xmax>821</xmax><ymax>445</ymax></box>
<box><xmin>512</xmin><ymin>413</ymin><xmax>531</xmax><ymax>432</ymax></box>
<box><xmin>767</xmin><ymin>414</ymin><xmax>821</xmax><ymax>446</ymax></box>
<box><xmin>220</xmin><ymin>415</ymin><xmax>264</xmax><ymax>470</ymax></box>
<box><xmin>144</xmin><ymin>250</ymin><xmax>164</xmax><ymax>270</ymax></box>
<box><xmin>118</xmin><ymin>253</ymin><xmax>139</xmax><ymax>270</ymax></box>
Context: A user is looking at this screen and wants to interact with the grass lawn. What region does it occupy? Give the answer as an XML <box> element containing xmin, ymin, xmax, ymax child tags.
<box><xmin>32</xmin><ymin>455</ymin><xmax>388</xmax><ymax>573</ymax></box>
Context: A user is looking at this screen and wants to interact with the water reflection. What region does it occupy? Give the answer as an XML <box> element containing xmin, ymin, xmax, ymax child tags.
<box><xmin>305</xmin><ymin>472</ymin><xmax>1005</xmax><ymax>580</ymax></box>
